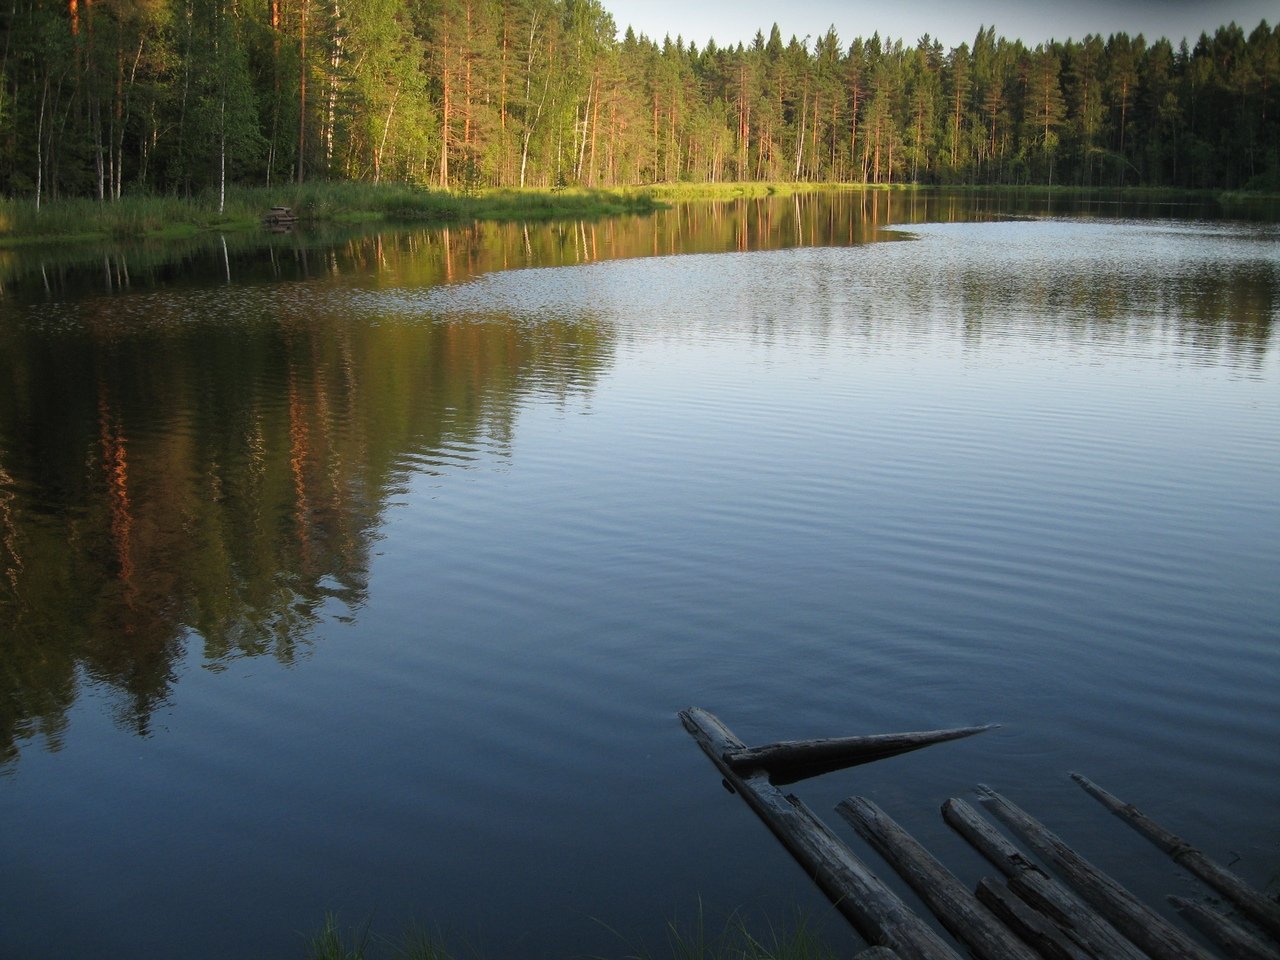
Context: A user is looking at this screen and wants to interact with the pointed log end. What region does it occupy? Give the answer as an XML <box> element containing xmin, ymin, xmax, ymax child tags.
<box><xmin>952</xmin><ymin>723</ymin><xmax>1001</xmax><ymax>740</ymax></box>
<box><xmin>1069</xmin><ymin>772</ymin><xmax>1125</xmax><ymax>812</ymax></box>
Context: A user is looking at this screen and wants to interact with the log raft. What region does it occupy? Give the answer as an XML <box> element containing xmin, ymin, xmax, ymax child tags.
<box><xmin>680</xmin><ymin>708</ymin><xmax>1279</xmax><ymax>960</ymax></box>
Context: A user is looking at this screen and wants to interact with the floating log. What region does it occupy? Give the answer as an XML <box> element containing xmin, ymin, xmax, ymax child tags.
<box><xmin>726</xmin><ymin>725</ymin><xmax>998</xmax><ymax>785</ymax></box>
<box><xmin>680</xmin><ymin>708</ymin><xmax>964</xmax><ymax>960</ymax></box>
<box><xmin>942</xmin><ymin>798</ymin><xmax>1149</xmax><ymax>960</ymax></box>
<box><xmin>977</xmin><ymin>786</ymin><xmax>1217</xmax><ymax>960</ymax></box>
<box><xmin>1072</xmin><ymin>773</ymin><xmax>1280</xmax><ymax>943</ymax></box>
<box><xmin>941</xmin><ymin>798</ymin><xmax>1050</xmax><ymax>880</ymax></box>
<box><xmin>837</xmin><ymin>796</ymin><xmax>1039</xmax><ymax>960</ymax></box>
<box><xmin>1169</xmin><ymin>897</ymin><xmax>1280</xmax><ymax>960</ymax></box>
<box><xmin>975</xmin><ymin>877</ymin><xmax>1097</xmax><ymax>960</ymax></box>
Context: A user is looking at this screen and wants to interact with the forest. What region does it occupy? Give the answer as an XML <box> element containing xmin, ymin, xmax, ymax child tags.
<box><xmin>0</xmin><ymin>0</ymin><xmax>1276</xmax><ymax>204</ymax></box>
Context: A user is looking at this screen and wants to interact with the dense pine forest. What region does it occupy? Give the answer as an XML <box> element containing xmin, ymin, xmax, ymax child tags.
<box><xmin>1</xmin><ymin>0</ymin><xmax>1277</xmax><ymax>204</ymax></box>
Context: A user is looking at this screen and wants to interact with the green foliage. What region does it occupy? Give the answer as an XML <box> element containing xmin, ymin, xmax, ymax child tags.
<box><xmin>300</xmin><ymin>908</ymin><xmax>837</xmax><ymax>960</ymax></box>
<box><xmin>303</xmin><ymin>914</ymin><xmax>456</xmax><ymax>960</ymax></box>
<box><xmin>306</xmin><ymin>914</ymin><xmax>374</xmax><ymax>960</ymax></box>
<box><xmin>0</xmin><ymin>183</ymin><xmax>659</xmax><ymax>244</ymax></box>
<box><xmin>0</xmin><ymin>2</ymin><xmax>1277</xmax><ymax>200</ymax></box>
<box><xmin>596</xmin><ymin>905</ymin><xmax>841</xmax><ymax>960</ymax></box>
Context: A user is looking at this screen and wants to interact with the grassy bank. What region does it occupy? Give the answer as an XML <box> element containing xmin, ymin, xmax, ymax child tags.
<box><xmin>0</xmin><ymin>183</ymin><xmax>663</xmax><ymax>247</ymax></box>
<box><xmin>4</xmin><ymin>180</ymin><xmax>1274</xmax><ymax>248</ymax></box>
<box><xmin>637</xmin><ymin>181</ymin><xmax>862</xmax><ymax>201</ymax></box>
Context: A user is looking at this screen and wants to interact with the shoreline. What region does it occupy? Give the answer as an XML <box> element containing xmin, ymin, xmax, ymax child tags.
<box><xmin>3</xmin><ymin>181</ymin><xmax>1274</xmax><ymax>250</ymax></box>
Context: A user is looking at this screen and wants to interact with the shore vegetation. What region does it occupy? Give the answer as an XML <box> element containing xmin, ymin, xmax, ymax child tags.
<box><xmin>1</xmin><ymin>2</ymin><xmax>1275</xmax><ymax>212</ymax></box>
<box><xmin>303</xmin><ymin>910</ymin><xmax>841</xmax><ymax>960</ymax></box>
<box><xmin>0</xmin><ymin>183</ymin><xmax>662</xmax><ymax>246</ymax></box>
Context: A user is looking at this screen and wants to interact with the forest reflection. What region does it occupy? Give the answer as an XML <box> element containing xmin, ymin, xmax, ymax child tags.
<box><xmin>1</xmin><ymin>191</ymin><xmax>1274</xmax><ymax>767</ymax></box>
<box><xmin>0</xmin><ymin>289</ymin><xmax>611</xmax><ymax>766</ymax></box>
<box><xmin>0</xmin><ymin>188</ymin><xmax>1238</xmax><ymax>300</ymax></box>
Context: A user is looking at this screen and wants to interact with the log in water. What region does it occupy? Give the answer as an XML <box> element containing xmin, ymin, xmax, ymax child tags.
<box><xmin>680</xmin><ymin>708</ymin><xmax>963</xmax><ymax>960</ymax></box>
<box><xmin>1071</xmin><ymin>773</ymin><xmax>1280</xmax><ymax>943</ymax></box>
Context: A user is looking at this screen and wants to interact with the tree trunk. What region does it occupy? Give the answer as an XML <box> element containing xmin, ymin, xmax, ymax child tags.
<box><xmin>793</xmin><ymin>82</ymin><xmax>806</xmax><ymax>180</ymax></box>
<box><xmin>219</xmin><ymin>96</ymin><xmax>226</xmax><ymax>213</ymax></box>
<box><xmin>36</xmin><ymin>76</ymin><xmax>49</xmax><ymax>210</ymax></box>
<box><xmin>374</xmin><ymin>84</ymin><xmax>400</xmax><ymax>183</ymax></box>
<box><xmin>297</xmin><ymin>0</ymin><xmax>308</xmax><ymax>183</ymax></box>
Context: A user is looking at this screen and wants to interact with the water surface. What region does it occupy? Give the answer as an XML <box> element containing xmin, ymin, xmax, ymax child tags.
<box><xmin>1</xmin><ymin>191</ymin><xmax>1278</xmax><ymax>959</ymax></box>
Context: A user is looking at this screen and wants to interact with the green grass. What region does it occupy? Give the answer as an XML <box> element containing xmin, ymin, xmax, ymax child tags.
<box><xmin>7</xmin><ymin>179</ymin><xmax>1268</xmax><ymax>248</ymax></box>
<box><xmin>304</xmin><ymin>914</ymin><xmax>454</xmax><ymax>960</ymax></box>
<box><xmin>646</xmin><ymin>909</ymin><xmax>839</xmax><ymax>960</ymax></box>
<box><xmin>301</xmin><ymin>908</ymin><xmax>841</xmax><ymax>960</ymax></box>
<box><xmin>0</xmin><ymin>182</ymin><xmax>663</xmax><ymax>247</ymax></box>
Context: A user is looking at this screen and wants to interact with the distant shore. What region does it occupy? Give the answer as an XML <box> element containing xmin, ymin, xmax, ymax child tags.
<box><xmin>2</xmin><ymin>181</ymin><xmax>1274</xmax><ymax>249</ymax></box>
<box><xmin>0</xmin><ymin>183</ymin><xmax>665</xmax><ymax>248</ymax></box>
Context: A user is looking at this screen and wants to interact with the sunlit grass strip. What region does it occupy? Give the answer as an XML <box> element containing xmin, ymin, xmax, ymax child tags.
<box><xmin>0</xmin><ymin>184</ymin><xmax>664</xmax><ymax>246</ymax></box>
<box><xmin>638</xmin><ymin>181</ymin><xmax>863</xmax><ymax>201</ymax></box>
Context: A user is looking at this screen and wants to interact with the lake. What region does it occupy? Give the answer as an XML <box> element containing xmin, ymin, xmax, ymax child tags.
<box><xmin>1</xmin><ymin>190</ymin><xmax>1277</xmax><ymax>959</ymax></box>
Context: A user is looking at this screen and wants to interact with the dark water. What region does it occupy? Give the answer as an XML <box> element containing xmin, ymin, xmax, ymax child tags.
<box><xmin>1</xmin><ymin>191</ymin><xmax>1277</xmax><ymax>959</ymax></box>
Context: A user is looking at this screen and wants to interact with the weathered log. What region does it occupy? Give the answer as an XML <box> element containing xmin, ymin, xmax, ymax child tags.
<box><xmin>837</xmin><ymin>796</ymin><xmax>1039</xmax><ymax>960</ymax></box>
<box><xmin>977</xmin><ymin>786</ymin><xmax>1217</xmax><ymax>960</ymax></box>
<box><xmin>1072</xmin><ymin>773</ymin><xmax>1280</xmax><ymax>943</ymax></box>
<box><xmin>680</xmin><ymin>708</ymin><xmax>964</xmax><ymax>960</ymax></box>
<box><xmin>726</xmin><ymin>725</ymin><xmax>999</xmax><ymax>785</ymax></box>
<box><xmin>942</xmin><ymin>798</ymin><xmax>1050</xmax><ymax>879</ymax></box>
<box><xmin>1169</xmin><ymin>897</ymin><xmax>1280</xmax><ymax>960</ymax></box>
<box><xmin>975</xmin><ymin>877</ymin><xmax>1098</xmax><ymax>960</ymax></box>
<box><xmin>942</xmin><ymin>798</ymin><xmax>1149</xmax><ymax>960</ymax></box>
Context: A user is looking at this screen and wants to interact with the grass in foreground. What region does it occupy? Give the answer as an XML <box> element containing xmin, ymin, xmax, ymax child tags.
<box><xmin>303</xmin><ymin>909</ymin><xmax>841</xmax><ymax>960</ymax></box>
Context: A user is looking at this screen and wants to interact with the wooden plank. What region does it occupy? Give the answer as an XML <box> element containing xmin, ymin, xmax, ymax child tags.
<box><xmin>975</xmin><ymin>877</ymin><xmax>1099</xmax><ymax>960</ymax></box>
<box><xmin>1169</xmin><ymin>897</ymin><xmax>1280</xmax><ymax>960</ymax></box>
<box><xmin>977</xmin><ymin>786</ymin><xmax>1217</xmax><ymax>960</ymax></box>
<box><xmin>1072</xmin><ymin>774</ymin><xmax>1280</xmax><ymax>943</ymax></box>
<box><xmin>941</xmin><ymin>798</ymin><xmax>1150</xmax><ymax>960</ymax></box>
<box><xmin>837</xmin><ymin>796</ymin><xmax>1040</xmax><ymax>960</ymax></box>
<box><xmin>727</xmin><ymin>725</ymin><xmax>998</xmax><ymax>785</ymax></box>
<box><xmin>680</xmin><ymin>708</ymin><xmax>964</xmax><ymax>960</ymax></box>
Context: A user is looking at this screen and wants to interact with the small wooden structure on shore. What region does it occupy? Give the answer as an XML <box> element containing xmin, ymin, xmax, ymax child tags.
<box><xmin>680</xmin><ymin>708</ymin><xmax>1280</xmax><ymax>960</ymax></box>
<box><xmin>262</xmin><ymin>205</ymin><xmax>298</xmax><ymax>229</ymax></box>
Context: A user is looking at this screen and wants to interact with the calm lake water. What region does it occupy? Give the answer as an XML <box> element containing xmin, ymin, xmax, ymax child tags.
<box><xmin>1</xmin><ymin>191</ymin><xmax>1278</xmax><ymax>959</ymax></box>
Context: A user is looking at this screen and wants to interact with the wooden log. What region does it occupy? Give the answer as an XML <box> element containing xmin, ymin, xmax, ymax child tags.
<box><xmin>1072</xmin><ymin>773</ymin><xmax>1280</xmax><ymax>943</ymax></box>
<box><xmin>837</xmin><ymin>796</ymin><xmax>1040</xmax><ymax>960</ymax></box>
<box><xmin>975</xmin><ymin>877</ymin><xmax>1099</xmax><ymax>960</ymax></box>
<box><xmin>942</xmin><ymin>798</ymin><xmax>1150</xmax><ymax>960</ymax></box>
<box><xmin>942</xmin><ymin>798</ymin><xmax>1051</xmax><ymax>880</ymax></box>
<box><xmin>1169</xmin><ymin>897</ymin><xmax>1280</xmax><ymax>960</ymax></box>
<box><xmin>726</xmin><ymin>725</ymin><xmax>998</xmax><ymax>785</ymax></box>
<box><xmin>680</xmin><ymin>708</ymin><xmax>964</xmax><ymax>960</ymax></box>
<box><xmin>977</xmin><ymin>786</ymin><xmax>1217</xmax><ymax>960</ymax></box>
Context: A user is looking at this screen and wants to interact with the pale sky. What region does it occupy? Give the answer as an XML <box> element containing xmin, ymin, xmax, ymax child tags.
<box><xmin>605</xmin><ymin>0</ymin><xmax>1276</xmax><ymax>50</ymax></box>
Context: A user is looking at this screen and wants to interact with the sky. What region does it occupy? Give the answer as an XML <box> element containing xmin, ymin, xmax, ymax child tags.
<box><xmin>604</xmin><ymin>0</ymin><xmax>1276</xmax><ymax>50</ymax></box>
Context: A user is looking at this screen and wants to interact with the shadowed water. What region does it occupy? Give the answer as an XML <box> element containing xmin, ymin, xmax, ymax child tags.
<box><xmin>0</xmin><ymin>191</ymin><xmax>1277</xmax><ymax>960</ymax></box>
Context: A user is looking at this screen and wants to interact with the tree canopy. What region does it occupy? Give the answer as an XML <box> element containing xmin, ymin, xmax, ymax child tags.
<box><xmin>1</xmin><ymin>0</ymin><xmax>1276</xmax><ymax>200</ymax></box>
